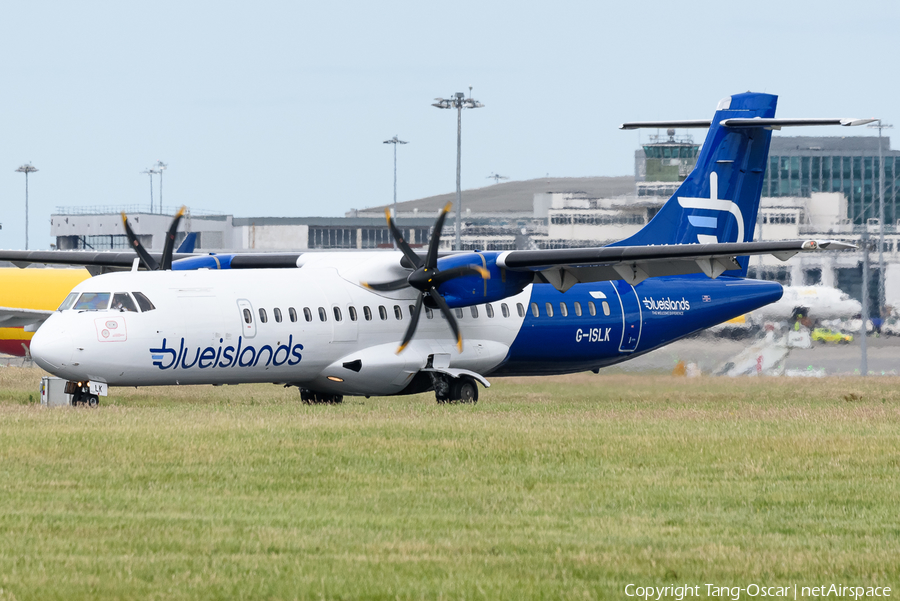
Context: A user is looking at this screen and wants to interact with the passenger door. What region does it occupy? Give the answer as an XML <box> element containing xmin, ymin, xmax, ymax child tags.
<box><xmin>612</xmin><ymin>280</ymin><xmax>642</xmax><ymax>352</ymax></box>
<box><xmin>236</xmin><ymin>299</ymin><xmax>257</xmax><ymax>339</ymax></box>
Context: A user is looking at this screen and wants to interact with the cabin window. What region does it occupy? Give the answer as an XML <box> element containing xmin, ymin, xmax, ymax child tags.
<box><xmin>485</xmin><ymin>304</ymin><xmax>494</xmax><ymax>318</ymax></box>
<box><xmin>289</xmin><ymin>307</ymin><xmax>298</xmax><ymax>322</ymax></box>
<box><xmin>349</xmin><ymin>306</ymin><xmax>358</xmax><ymax>321</ymax></box>
<box><xmin>470</xmin><ymin>306</ymin><xmax>478</xmax><ymax>318</ymax></box>
<box><xmin>530</xmin><ymin>302</ymin><xmax>539</xmax><ymax>318</ymax></box>
<box><xmin>559</xmin><ymin>302</ymin><xmax>568</xmax><ymax>317</ymax></box>
<box><xmin>455</xmin><ymin>308</ymin><xmax>464</xmax><ymax>319</ymax></box>
<box><xmin>363</xmin><ymin>306</ymin><xmax>372</xmax><ymax>321</ymax></box>
<box><xmin>274</xmin><ymin>308</ymin><xmax>283</xmax><ymax>323</ymax></box>
<box><xmin>394</xmin><ymin>305</ymin><xmax>402</xmax><ymax>320</ymax></box>
<box><xmin>58</xmin><ymin>293</ymin><xmax>79</xmax><ymax>311</ymax></box>
<box><xmin>409</xmin><ymin>305</ymin><xmax>416</xmax><ymax>318</ymax></box>
<box><xmin>517</xmin><ymin>303</ymin><xmax>526</xmax><ymax>318</ymax></box>
<box><xmin>303</xmin><ymin>307</ymin><xmax>312</xmax><ymax>322</ymax></box>
<box><xmin>379</xmin><ymin>305</ymin><xmax>388</xmax><ymax>320</ymax></box>
<box><xmin>545</xmin><ymin>302</ymin><xmax>554</xmax><ymax>317</ymax></box>
<box><xmin>243</xmin><ymin>308</ymin><xmax>252</xmax><ymax>324</ymax></box>
<box><xmin>318</xmin><ymin>307</ymin><xmax>327</xmax><ymax>322</ymax></box>
<box><xmin>133</xmin><ymin>292</ymin><xmax>155</xmax><ymax>312</ymax></box>
<box><xmin>440</xmin><ymin>310</ymin><xmax>447</xmax><ymax>320</ymax></box>
<box><xmin>74</xmin><ymin>292</ymin><xmax>111</xmax><ymax>311</ymax></box>
<box><xmin>425</xmin><ymin>307</ymin><xmax>433</xmax><ymax>319</ymax></box>
<box><xmin>333</xmin><ymin>307</ymin><xmax>342</xmax><ymax>322</ymax></box>
<box><xmin>602</xmin><ymin>301</ymin><xmax>611</xmax><ymax>316</ymax></box>
<box><xmin>501</xmin><ymin>303</ymin><xmax>510</xmax><ymax>318</ymax></box>
<box><xmin>588</xmin><ymin>301</ymin><xmax>596</xmax><ymax>316</ymax></box>
<box><xmin>111</xmin><ymin>293</ymin><xmax>138</xmax><ymax>312</ymax></box>
<box><xmin>573</xmin><ymin>301</ymin><xmax>582</xmax><ymax>317</ymax></box>
<box><xmin>259</xmin><ymin>308</ymin><xmax>268</xmax><ymax>323</ymax></box>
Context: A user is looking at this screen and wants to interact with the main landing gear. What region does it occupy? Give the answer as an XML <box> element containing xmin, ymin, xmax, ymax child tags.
<box><xmin>299</xmin><ymin>388</ymin><xmax>344</xmax><ymax>405</ymax></box>
<box><xmin>430</xmin><ymin>373</ymin><xmax>478</xmax><ymax>404</ymax></box>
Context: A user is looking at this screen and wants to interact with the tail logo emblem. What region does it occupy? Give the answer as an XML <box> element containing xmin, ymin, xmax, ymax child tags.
<box><xmin>677</xmin><ymin>172</ymin><xmax>744</xmax><ymax>244</ymax></box>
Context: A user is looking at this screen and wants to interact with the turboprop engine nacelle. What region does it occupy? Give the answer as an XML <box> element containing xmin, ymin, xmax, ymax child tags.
<box><xmin>434</xmin><ymin>251</ymin><xmax>533</xmax><ymax>309</ymax></box>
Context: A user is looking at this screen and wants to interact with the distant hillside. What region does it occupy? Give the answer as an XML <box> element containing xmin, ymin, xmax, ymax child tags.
<box><xmin>365</xmin><ymin>176</ymin><xmax>635</xmax><ymax>214</ymax></box>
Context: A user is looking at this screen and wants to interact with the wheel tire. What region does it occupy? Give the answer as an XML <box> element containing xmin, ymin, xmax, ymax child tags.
<box><xmin>451</xmin><ymin>377</ymin><xmax>478</xmax><ymax>404</ymax></box>
<box><xmin>87</xmin><ymin>395</ymin><xmax>100</xmax><ymax>408</ymax></box>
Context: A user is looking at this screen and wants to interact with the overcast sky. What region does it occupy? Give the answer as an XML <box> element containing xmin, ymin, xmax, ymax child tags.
<box><xmin>1</xmin><ymin>0</ymin><xmax>897</xmax><ymax>249</ymax></box>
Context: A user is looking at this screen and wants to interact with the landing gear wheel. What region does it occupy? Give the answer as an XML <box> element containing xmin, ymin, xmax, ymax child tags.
<box><xmin>300</xmin><ymin>389</ymin><xmax>343</xmax><ymax>405</ymax></box>
<box><xmin>71</xmin><ymin>392</ymin><xmax>83</xmax><ymax>406</ymax></box>
<box><xmin>87</xmin><ymin>395</ymin><xmax>100</xmax><ymax>408</ymax></box>
<box><xmin>450</xmin><ymin>377</ymin><xmax>478</xmax><ymax>404</ymax></box>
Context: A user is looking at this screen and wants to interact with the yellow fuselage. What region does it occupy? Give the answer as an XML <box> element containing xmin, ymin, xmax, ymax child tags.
<box><xmin>0</xmin><ymin>268</ymin><xmax>91</xmax><ymax>356</ymax></box>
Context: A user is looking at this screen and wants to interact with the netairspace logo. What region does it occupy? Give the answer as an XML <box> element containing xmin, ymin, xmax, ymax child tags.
<box><xmin>624</xmin><ymin>583</ymin><xmax>891</xmax><ymax>601</ymax></box>
<box><xmin>641</xmin><ymin>296</ymin><xmax>691</xmax><ymax>314</ymax></box>
<box><xmin>150</xmin><ymin>336</ymin><xmax>303</xmax><ymax>370</ymax></box>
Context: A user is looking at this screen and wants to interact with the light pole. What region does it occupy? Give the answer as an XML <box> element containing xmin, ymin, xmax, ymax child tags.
<box><xmin>433</xmin><ymin>87</ymin><xmax>484</xmax><ymax>250</ymax></box>
<box><xmin>15</xmin><ymin>163</ymin><xmax>38</xmax><ymax>250</ymax></box>
<box><xmin>383</xmin><ymin>136</ymin><xmax>408</xmax><ymax>249</ymax></box>
<box><xmin>141</xmin><ymin>168</ymin><xmax>160</xmax><ymax>213</ymax></box>
<box><xmin>867</xmin><ymin>121</ymin><xmax>892</xmax><ymax>320</ymax></box>
<box><xmin>155</xmin><ymin>160</ymin><xmax>168</xmax><ymax>214</ymax></box>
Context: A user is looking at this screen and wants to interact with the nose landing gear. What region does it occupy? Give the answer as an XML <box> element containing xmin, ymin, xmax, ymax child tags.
<box><xmin>64</xmin><ymin>381</ymin><xmax>101</xmax><ymax>408</ymax></box>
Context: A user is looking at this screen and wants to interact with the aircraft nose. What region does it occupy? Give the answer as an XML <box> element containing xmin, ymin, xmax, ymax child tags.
<box><xmin>30</xmin><ymin>327</ymin><xmax>73</xmax><ymax>372</ymax></box>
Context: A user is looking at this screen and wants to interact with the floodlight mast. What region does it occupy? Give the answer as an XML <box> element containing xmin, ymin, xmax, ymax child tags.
<box><xmin>15</xmin><ymin>163</ymin><xmax>38</xmax><ymax>250</ymax></box>
<box><xmin>141</xmin><ymin>168</ymin><xmax>160</xmax><ymax>213</ymax></box>
<box><xmin>432</xmin><ymin>87</ymin><xmax>484</xmax><ymax>250</ymax></box>
<box><xmin>383</xmin><ymin>136</ymin><xmax>408</xmax><ymax>250</ymax></box>
<box><xmin>155</xmin><ymin>160</ymin><xmax>168</xmax><ymax>214</ymax></box>
<box><xmin>866</xmin><ymin>121</ymin><xmax>892</xmax><ymax>321</ymax></box>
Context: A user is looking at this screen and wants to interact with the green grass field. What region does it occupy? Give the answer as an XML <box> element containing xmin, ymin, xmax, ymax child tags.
<box><xmin>0</xmin><ymin>366</ymin><xmax>898</xmax><ymax>600</ymax></box>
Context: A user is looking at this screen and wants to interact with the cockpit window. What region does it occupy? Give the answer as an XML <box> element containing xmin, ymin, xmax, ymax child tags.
<box><xmin>73</xmin><ymin>292</ymin><xmax>111</xmax><ymax>311</ymax></box>
<box><xmin>133</xmin><ymin>292</ymin><xmax>156</xmax><ymax>312</ymax></box>
<box><xmin>111</xmin><ymin>292</ymin><xmax>138</xmax><ymax>312</ymax></box>
<box><xmin>58</xmin><ymin>292</ymin><xmax>79</xmax><ymax>311</ymax></box>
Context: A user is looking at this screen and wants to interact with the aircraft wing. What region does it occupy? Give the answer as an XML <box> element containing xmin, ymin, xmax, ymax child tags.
<box><xmin>0</xmin><ymin>250</ymin><xmax>303</xmax><ymax>272</ymax></box>
<box><xmin>0</xmin><ymin>306</ymin><xmax>54</xmax><ymax>328</ymax></box>
<box><xmin>497</xmin><ymin>239</ymin><xmax>854</xmax><ymax>290</ymax></box>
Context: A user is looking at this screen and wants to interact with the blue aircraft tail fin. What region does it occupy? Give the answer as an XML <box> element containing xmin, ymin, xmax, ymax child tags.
<box><xmin>612</xmin><ymin>92</ymin><xmax>778</xmax><ymax>277</ymax></box>
<box><xmin>176</xmin><ymin>232</ymin><xmax>197</xmax><ymax>253</ymax></box>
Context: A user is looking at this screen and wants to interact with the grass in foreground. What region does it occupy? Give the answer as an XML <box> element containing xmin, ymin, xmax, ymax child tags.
<box><xmin>0</xmin><ymin>367</ymin><xmax>898</xmax><ymax>600</ymax></box>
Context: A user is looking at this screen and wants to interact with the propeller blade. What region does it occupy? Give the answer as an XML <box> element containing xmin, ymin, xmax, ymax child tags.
<box><xmin>121</xmin><ymin>212</ymin><xmax>159</xmax><ymax>271</ymax></box>
<box><xmin>396</xmin><ymin>292</ymin><xmax>424</xmax><ymax>354</ymax></box>
<box><xmin>385</xmin><ymin>209</ymin><xmax>423</xmax><ymax>269</ymax></box>
<box><xmin>361</xmin><ymin>277</ymin><xmax>410</xmax><ymax>292</ymax></box>
<box><xmin>425</xmin><ymin>202</ymin><xmax>452</xmax><ymax>269</ymax></box>
<box><xmin>430</xmin><ymin>265</ymin><xmax>490</xmax><ymax>287</ymax></box>
<box><xmin>429</xmin><ymin>286</ymin><xmax>463</xmax><ymax>353</ymax></box>
<box><xmin>159</xmin><ymin>206</ymin><xmax>186</xmax><ymax>270</ymax></box>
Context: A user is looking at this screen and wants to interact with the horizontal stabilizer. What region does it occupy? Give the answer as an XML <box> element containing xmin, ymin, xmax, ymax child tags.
<box><xmin>0</xmin><ymin>306</ymin><xmax>53</xmax><ymax>328</ymax></box>
<box><xmin>621</xmin><ymin>118</ymin><xmax>875</xmax><ymax>130</ymax></box>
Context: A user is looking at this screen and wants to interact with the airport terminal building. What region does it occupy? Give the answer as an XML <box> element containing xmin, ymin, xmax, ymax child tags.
<box><xmin>45</xmin><ymin>135</ymin><xmax>900</xmax><ymax>315</ymax></box>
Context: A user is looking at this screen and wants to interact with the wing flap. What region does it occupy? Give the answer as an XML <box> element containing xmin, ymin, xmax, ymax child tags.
<box><xmin>500</xmin><ymin>240</ymin><xmax>854</xmax><ymax>290</ymax></box>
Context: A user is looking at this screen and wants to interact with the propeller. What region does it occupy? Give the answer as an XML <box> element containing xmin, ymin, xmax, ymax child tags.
<box><xmin>362</xmin><ymin>203</ymin><xmax>489</xmax><ymax>354</ymax></box>
<box><xmin>121</xmin><ymin>206</ymin><xmax>187</xmax><ymax>271</ymax></box>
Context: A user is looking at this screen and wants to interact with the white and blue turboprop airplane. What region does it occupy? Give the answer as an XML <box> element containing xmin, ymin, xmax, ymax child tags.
<box><xmin>2</xmin><ymin>93</ymin><xmax>869</xmax><ymax>406</ymax></box>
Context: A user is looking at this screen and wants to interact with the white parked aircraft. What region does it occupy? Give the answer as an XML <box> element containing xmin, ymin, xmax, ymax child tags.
<box><xmin>1</xmin><ymin>93</ymin><xmax>868</xmax><ymax>406</ymax></box>
<box><xmin>753</xmin><ymin>285</ymin><xmax>862</xmax><ymax>321</ymax></box>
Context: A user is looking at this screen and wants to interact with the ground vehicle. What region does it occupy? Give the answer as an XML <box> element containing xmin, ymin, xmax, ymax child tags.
<box><xmin>811</xmin><ymin>328</ymin><xmax>853</xmax><ymax>344</ymax></box>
